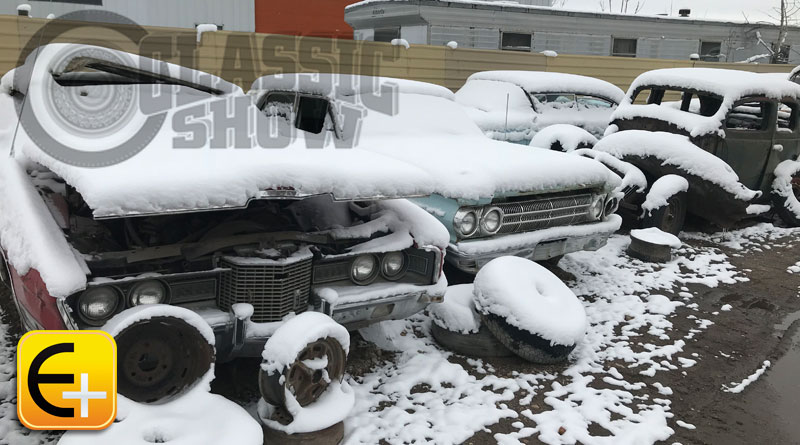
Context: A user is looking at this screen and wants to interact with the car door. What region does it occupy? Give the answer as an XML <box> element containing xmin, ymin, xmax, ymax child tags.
<box><xmin>719</xmin><ymin>97</ymin><xmax>776</xmax><ymax>190</ymax></box>
<box><xmin>764</xmin><ymin>98</ymin><xmax>800</xmax><ymax>193</ymax></box>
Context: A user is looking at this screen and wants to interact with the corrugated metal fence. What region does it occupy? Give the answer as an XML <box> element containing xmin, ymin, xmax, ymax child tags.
<box><xmin>0</xmin><ymin>15</ymin><xmax>793</xmax><ymax>93</ymax></box>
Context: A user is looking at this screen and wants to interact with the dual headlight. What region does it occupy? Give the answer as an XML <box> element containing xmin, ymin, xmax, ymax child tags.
<box><xmin>454</xmin><ymin>207</ymin><xmax>503</xmax><ymax>238</ymax></box>
<box><xmin>76</xmin><ymin>279</ymin><xmax>168</xmax><ymax>326</ymax></box>
<box><xmin>351</xmin><ymin>252</ymin><xmax>407</xmax><ymax>285</ymax></box>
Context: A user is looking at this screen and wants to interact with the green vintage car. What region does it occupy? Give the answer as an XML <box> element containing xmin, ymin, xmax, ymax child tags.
<box><xmin>594</xmin><ymin>68</ymin><xmax>800</xmax><ymax>233</ymax></box>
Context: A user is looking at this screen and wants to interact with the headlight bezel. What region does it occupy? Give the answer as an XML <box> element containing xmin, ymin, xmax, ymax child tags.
<box><xmin>351</xmin><ymin>254</ymin><xmax>380</xmax><ymax>285</ymax></box>
<box><xmin>453</xmin><ymin>208</ymin><xmax>480</xmax><ymax>238</ymax></box>
<box><xmin>76</xmin><ymin>286</ymin><xmax>123</xmax><ymax>326</ymax></box>
<box><xmin>588</xmin><ymin>195</ymin><xmax>606</xmax><ymax>220</ymax></box>
<box><xmin>381</xmin><ymin>251</ymin><xmax>408</xmax><ymax>281</ymax></box>
<box><xmin>128</xmin><ymin>279</ymin><xmax>170</xmax><ymax>307</ymax></box>
<box><xmin>480</xmin><ymin>207</ymin><xmax>504</xmax><ymax>235</ymax></box>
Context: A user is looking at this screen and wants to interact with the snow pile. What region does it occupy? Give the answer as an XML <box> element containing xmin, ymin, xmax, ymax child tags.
<box><xmin>429</xmin><ymin>284</ymin><xmax>481</xmax><ymax>334</ymax></box>
<box><xmin>641</xmin><ymin>175</ymin><xmax>689</xmax><ymax>216</ymax></box>
<box><xmin>594</xmin><ymin>130</ymin><xmax>761</xmax><ymax>202</ymax></box>
<box><xmin>682</xmin><ymin>223</ymin><xmax>800</xmax><ymax>252</ymax></box>
<box><xmin>0</xmin><ymin>161</ymin><xmax>88</xmax><ymax>298</ymax></box>
<box><xmin>529</xmin><ymin>124</ymin><xmax>597</xmax><ymax>152</ymax></box>
<box><xmin>102</xmin><ymin>305</ymin><xmax>215</xmax><ymax>346</ymax></box>
<box><xmin>772</xmin><ymin>159</ymin><xmax>800</xmax><ymax>218</ymax></box>
<box><xmin>446</xmin><ymin>41</ymin><xmax>458</xmax><ymax>49</ymax></box>
<box><xmin>573</xmin><ymin>149</ymin><xmax>648</xmax><ymax>194</ymax></box>
<box><xmin>262</xmin><ymin>312</ymin><xmax>350</xmax><ymax>375</ymax></box>
<box><xmin>540</xmin><ymin>50</ymin><xmax>558</xmax><ymax>57</ymax></box>
<box><xmin>722</xmin><ymin>360</ymin><xmax>771</xmax><ymax>394</ymax></box>
<box><xmin>631</xmin><ymin>228</ymin><xmax>682</xmax><ymax>248</ymax></box>
<box><xmin>474</xmin><ymin>257</ymin><xmax>587</xmax><ymax>347</ymax></box>
<box><xmin>59</xmin><ymin>372</ymin><xmax>262</xmax><ymax>445</ymax></box>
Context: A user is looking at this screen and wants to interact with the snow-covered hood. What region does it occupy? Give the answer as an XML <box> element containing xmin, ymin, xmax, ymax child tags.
<box><xmin>1</xmin><ymin>45</ymin><xmax>444</xmax><ymax>218</ymax></box>
<box><xmin>352</xmin><ymin>91</ymin><xmax>621</xmax><ymax>199</ymax></box>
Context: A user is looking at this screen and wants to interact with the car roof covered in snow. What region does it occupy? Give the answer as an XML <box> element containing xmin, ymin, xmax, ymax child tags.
<box><xmin>628</xmin><ymin>68</ymin><xmax>800</xmax><ymax>101</ymax></box>
<box><xmin>249</xmin><ymin>73</ymin><xmax>455</xmax><ymax>101</ymax></box>
<box><xmin>464</xmin><ymin>71</ymin><xmax>626</xmax><ymax>103</ymax></box>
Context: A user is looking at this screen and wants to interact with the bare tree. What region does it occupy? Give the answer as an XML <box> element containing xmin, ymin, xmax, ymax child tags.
<box><xmin>552</xmin><ymin>0</ymin><xmax>568</xmax><ymax>7</ymax></box>
<box><xmin>766</xmin><ymin>0</ymin><xmax>800</xmax><ymax>63</ymax></box>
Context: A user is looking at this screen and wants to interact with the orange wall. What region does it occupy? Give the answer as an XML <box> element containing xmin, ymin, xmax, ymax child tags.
<box><xmin>254</xmin><ymin>0</ymin><xmax>358</xmax><ymax>38</ymax></box>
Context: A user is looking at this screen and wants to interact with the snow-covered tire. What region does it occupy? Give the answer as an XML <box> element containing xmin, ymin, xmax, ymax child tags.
<box><xmin>259</xmin><ymin>313</ymin><xmax>349</xmax><ymax>409</ymax></box>
<box><xmin>473</xmin><ymin>257</ymin><xmax>587</xmax><ymax>365</ymax></box>
<box><xmin>106</xmin><ymin>307</ymin><xmax>215</xmax><ymax>404</ymax></box>
<box><xmin>642</xmin><ymin>187</ymin><xmax>687</xmax><ymax>235</ymax></box>
<box><xmin>430</xmin><ymin>322</ymin><xmax>513</xmax><ymax>358</ymax></box>
<box><xmin>772</xmin><ymin>160</ymin><xmax>800</xmax><ymax>227</ymax></box>
<box><xmin>429</xmin><ymin>284</ymin><xmax>512</xmax><ymax>357</ymax></box>
<box><xmin>530</xmin><ymin>124</ymin><xmax>597</xmax><ymax>152</ymax></box>
<box><xmin>0</xmin><ymin>254</ymin><xmax>9</xmax><ymax>292</ymax></box>
<box><xmin>481</xmin><ymin>314</ymin><xmax>575</xmax><ymax>364</ymax></box>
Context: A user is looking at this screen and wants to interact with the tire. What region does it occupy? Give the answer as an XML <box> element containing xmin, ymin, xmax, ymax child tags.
<box><xmin>259</xmin><ymin>336</ymin><xmax>347</xmax><ymax>409</ymax></box>
<box><xmin>430</xmin><ymin>321</ymin><xmax>513</xmax><ymax>358</ymax></box>
<box><xmin>642</xmin><ymin>191</ymin><xmax>687</xmax><ymax>235</ymax></box>
<box><xmin>481</xmin><ymin>313</ymin><xmax>576</xmax><ymax>364</ymax></box>
<box><xmin>115</xmin><ymin>316</ymin><xmax>214</xmax><ymax>404</ymax></box>
<box><xmin>0</xmin><ymin>254</ymin><xmax>9</xmax><ymax>292</ymax></box>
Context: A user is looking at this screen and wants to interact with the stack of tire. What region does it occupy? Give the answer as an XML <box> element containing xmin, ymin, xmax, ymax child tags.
<box><xmin>431</xmin><ymin>257</ymin><xmax>587</xmax><ymax>364</ymax></box>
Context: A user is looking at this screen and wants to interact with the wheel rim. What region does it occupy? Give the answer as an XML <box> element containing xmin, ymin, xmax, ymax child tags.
<box><xmin>260</xmin><ymin>336</ymin><xmax>346</xmax><ymax>408</ymax></box>
<box><xmin>116</xmin><ymin>316</ymin><xmax>214</xmax><ymax>404</ymax></box>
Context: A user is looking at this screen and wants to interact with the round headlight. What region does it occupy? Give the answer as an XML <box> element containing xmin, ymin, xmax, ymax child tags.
<box><xmin>351</xmin><ymin>255</ymin><xmax>379</xmax><ymax>285</ymax></box>
<box><xmin>454</xmin><ymin>209</ymin><xmax>479</xmax><ymax>237</ymax></box>
<box><xmin>78</xmin><ymin>287</ymin><xmax>121</xmax><ymax>325</ymax></box>
<box><xmin>589</xmin><ymin>196</ymin><xmax>605</xmax><ymax>220</ymax></box>
<box><xmin>381</xmin><ymin>252</ymin><xmax>407</xmax><ymax>279</ymax></box>
<box><xmin>481</xmin><ymin>208</ymin><xmax>503</xmax><ymax>234</ymax></box>
<box><xmin>129</xmin><ymin>280</ymin><xmax>168</xmax><ymax>306</ymax></box>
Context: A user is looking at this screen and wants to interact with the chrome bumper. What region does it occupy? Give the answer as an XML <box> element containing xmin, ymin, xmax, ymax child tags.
<box><xmin>446</xmin><ymin>216</ymin><xmax>621</xmax><ymax>274</ymax></box>
<box><xmin>187</xmin><ymin>285</ymin><xmax>445</xmax><ymax>362</ymax></box>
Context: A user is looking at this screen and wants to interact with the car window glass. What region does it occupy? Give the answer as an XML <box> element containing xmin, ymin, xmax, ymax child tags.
<box><xmin>533</xmin><ymin>93</ymin><xmax>577</xmax><ymax>110</ymax></box>
<box><xmin>777</xmin><ymin>101</ymin><xmax>798</xmax><ymax>132</ymax></box>
<box><xmin>296</xmin><ymin>95</ymin><xmax>333</xmax><ymax>135</ymax></box>
<box><xmin>576</xmin><ymin>95</ymin><xmax>614</xmax><ymax>109</ymax></box>
<box><xmin>262</xmin><ymin>92</ymin><xmax>296</xmax><ymax>126</ymax></box>
<box><xmin>726</xmin><ymin>101</ymin><xmax>769</xmax><ymax>131</ymax></box>
<box><xmin>633</xmin><ymin>87</ymin><xmax>722</xmax><ymax>117</ymax></box>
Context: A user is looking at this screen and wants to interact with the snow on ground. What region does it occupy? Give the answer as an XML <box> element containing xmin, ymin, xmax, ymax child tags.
<box><xmin>339</xmin><ymin>232</ymin><xmax>751</xmax><ymax>444</ymax></box>
<box><xmin>1</xmin><ymin>224</ymin><xmax>797</xmax><ymax>445</ymax></box>
<box><xmin>722</xmin><ymin>361</ymin><xmax>772</xmax><ymax>394</ymax></box>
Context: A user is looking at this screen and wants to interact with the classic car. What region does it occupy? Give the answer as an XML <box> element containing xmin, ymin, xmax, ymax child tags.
<box><xmin>248</xmin><ymin>74</ymin><xmax>625</xmax><ymax>275</ymax></box>
<box><xmin>454</xmin><ymin>71</ymin><xmax>625</xmax><ymax>146</ymax></box>
<box><xmin>594</xmin><ymin>67</ymin><xmax>800</xmax><ymax>234</ymax></box>
<box><xmin>0</xmin><ymin>44</ymin><xmax>449</xmax><ymax>406</ymax></box>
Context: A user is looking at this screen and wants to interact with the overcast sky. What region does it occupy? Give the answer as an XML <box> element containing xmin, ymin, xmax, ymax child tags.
<box><xmin>559</xmin><ymin>0</ymin><xmax>782</xmax><ymax>23</ymax></box>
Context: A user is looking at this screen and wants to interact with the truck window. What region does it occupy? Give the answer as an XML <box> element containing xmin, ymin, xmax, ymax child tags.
<box><xmin>296</xmin><ymin>95</ymin><xmax>332</xmax><ymax>135</ymax></box>
<box><xmin>261</xmin><ymin>92</ymin><xmax>296</xmax><ymax>126</ymax></box>
<box><xmin>726</xmin><ymin>101</ymin><xmax>769</xmax><ymax>131</ymax></box>
<box><xmin>777</xmin><ymin>101</ymin><xmax>798</xmax><ymax>132</ymax></box>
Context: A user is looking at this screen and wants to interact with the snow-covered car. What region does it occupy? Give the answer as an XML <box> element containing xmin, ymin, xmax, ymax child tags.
<box><xmin>0</xmin><ymin>44</ymin><xmax>449</xmax><ymax>404</ymax></box>
<box><xmin>454</xmin><ymin>71</ymin><xmax>625</xmax><ymax>147</ymax></box>
<box><xmin>595</xmin><ymin>68</ymin><xmax>800</xmax><ymax>233</ymax></box>
<box><xmin>249</xmin><ymin>74</ymin><xmax>624</xmax><ymax>275</ymax></box>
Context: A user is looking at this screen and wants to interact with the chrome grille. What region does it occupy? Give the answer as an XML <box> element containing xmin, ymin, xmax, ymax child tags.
<box><xmin>496</xmin><ymin>192</ymin><xmax>595</xmax><ymax>234</ymax></box>
<box><xmin>217</xmin><ymin>255</ymin><xmax>312</xmax><ymax>323</ymax></box>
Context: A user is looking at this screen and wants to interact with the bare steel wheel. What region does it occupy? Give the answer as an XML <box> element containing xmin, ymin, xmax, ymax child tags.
<box><xmin>259</xmin><ymin>336</ymin><xmax>347</xmax><ymax>409</ymax></box>
<box><xmin>774</xmin><ymin>173</ymin><xmax>800</xmax><ymax>227</ymax></box>
<box><xmin>115</xmin><ymin>316</ymin><xmax>214</xmax><ymax>404</ymax></box>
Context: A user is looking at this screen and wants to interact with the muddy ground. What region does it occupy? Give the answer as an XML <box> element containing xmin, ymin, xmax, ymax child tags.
<box><xmin>3</xmin><ymin>221</ymin><xmax>800</xmax><ymax>445</ymax></box>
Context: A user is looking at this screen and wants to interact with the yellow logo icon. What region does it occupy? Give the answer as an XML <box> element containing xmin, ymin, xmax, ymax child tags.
<box><xmin>17</xmin><ymin>331</ymin><xmax>117</xmax><ymax>430</ymax></box>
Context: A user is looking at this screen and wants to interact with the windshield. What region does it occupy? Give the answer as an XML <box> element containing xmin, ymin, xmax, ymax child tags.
<box><xmin>631</xmin><ymin>87</ymin><xmax>723</xmax><ymax>117</ymax></box>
